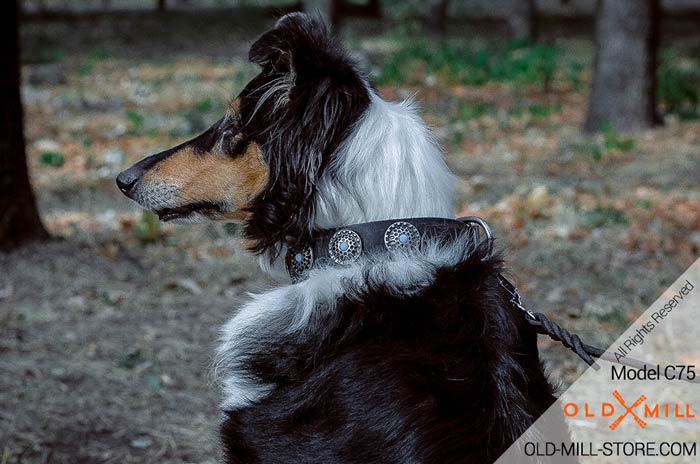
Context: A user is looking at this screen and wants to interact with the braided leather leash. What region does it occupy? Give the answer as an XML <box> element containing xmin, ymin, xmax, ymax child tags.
<box><xmin>497</xmin><ymin>273</ymin><xmax>700</xmax><ymax>384</ymax></box>
<box><xmin>459</xmin><ymin>216</ymin><xmax>699</xmax><ymax>384</ymax></box>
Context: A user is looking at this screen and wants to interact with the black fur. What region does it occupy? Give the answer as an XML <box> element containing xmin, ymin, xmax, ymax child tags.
<box><xmin>219</xmin><ymin>14</ymin><xmax>566</xmax><ymax>463</ymax></box>
<box><xmin>220</xmin><ymin>243</ymin><xmax>560</xmax><ymax>463</ymax></box>
<box><xmin>239</xmin><ymin>13</ymin><xmax>371</xmax><ymax>257</ymax></box>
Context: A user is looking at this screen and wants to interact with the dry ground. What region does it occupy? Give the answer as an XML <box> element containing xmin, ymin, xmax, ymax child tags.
<box><xmin>2</xmin><ymin>11</ymin><xmax>700</xmax><ymax>464</ymax></box>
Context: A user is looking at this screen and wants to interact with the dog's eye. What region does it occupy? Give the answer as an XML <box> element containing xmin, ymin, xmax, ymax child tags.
<box><xmin>221</xmin><ymin>130</ymin><xmax>245</xmax><ymax>155</ymax></box>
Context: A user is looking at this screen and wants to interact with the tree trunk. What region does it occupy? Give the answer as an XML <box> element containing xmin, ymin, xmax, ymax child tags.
<box><xmin>367</xmin><ymin>0</ymin><xmax>381</xmax><ymax>17</ymax></box>
<box><xmin>508</xmin><ymin>0</ymin><xmax>537</xmax><ymax>40</ymax></box>
<box><xmin>427</xmin><ymin>0</ymin><xmax>449</xmax><ymax>38</ymax></box>
<box><xmin>0</xmin><ymin>0</ymin><xmax>49</xmax><ymax>251</ymax></box>
<box><xmin>157</xmin><ymin>0</ymin><xmax>167</xmax><ymax>12</ymax></box>
<box><xmin>584</xmin><ymin>0</ymin><xmax>660</xmax><ymax>132</ymax></box>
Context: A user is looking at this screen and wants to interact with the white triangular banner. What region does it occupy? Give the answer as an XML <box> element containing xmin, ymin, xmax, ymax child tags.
<box><xmin>497</xmin><ymin>257</ymin><xmax>700</xmax><ymax>463</ymax></box>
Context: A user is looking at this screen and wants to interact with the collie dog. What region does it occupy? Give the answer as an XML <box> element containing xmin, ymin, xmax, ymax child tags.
<box><xmin>117</xmin><ymin>13</ymin><xmax>566</xmax><ymax>463</ymax></box>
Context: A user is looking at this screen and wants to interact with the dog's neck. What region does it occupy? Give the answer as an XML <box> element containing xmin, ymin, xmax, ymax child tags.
<box><xmin>260</xmin><ymin>92</ymin><xmax>457</xmax><ymax>280</ymax></box>
<box><xmin>285</xmin><ymin>217</ymin><xmax>488</xmax><ymax>282</ymax></box>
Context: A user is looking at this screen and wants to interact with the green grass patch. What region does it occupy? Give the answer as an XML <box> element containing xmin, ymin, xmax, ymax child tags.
<box><xmin>581</xmin><ymin>206</ymin><xmax>628</xmax><ymax>227</ymax></box>
<box><xmin>658</xmin><ymin>50</ymin><xmax>700</xmax><ymax>120</ymax></box>
<box><xmin>35</xmin><ymin>47</ymin><xmax>66</xmax><ymax>64</ymax></box>
<box><xmin>126</xmin><ymin>110</ymin><xmax>145</xmax><ymax>136</ymax></box>
<box><xmin>448</xmin><ymin>102</ymin><xmax>496</xmax><ymax>147</ymax></box>
<box><xmin>603</xmin><ymin>125</ymin><xmax>635</xmax><ymax>152</ymax></box>
<box><xmin>590</xmin><ymin>121</ymin><xmax>635</xmax><ymax>161</ymax></box>
<box><xmin>79</xmin><ymin>44</ymin><xmax>111</xmax><ymax>75</ymax></box>
<box><xmin>374</xmin><ymin>38</ymin><xmax>578</xmax><ymax>91</ymax></box>
<box><xmin>38</xmin><ymin>151</ymin><xmax>65</xmax><ymax>168</ymax></box>
<box><xmin>135</xmin><ymin>210</ymin><xmax>162</xmax><ymax>244</ymax></box>
<box><xmin>453</xmin><ymin>102</ymin><xmax>495</xmax><ymax>122</ymax></box>
<box><xmin>563</xmin><ymin>62</ymin><xmax>585</xmax><ymax>91</ymax></box>
<box><xmin>526</xmin><ymin>102</ymin><xmax>561</xmax><ymax>118</ymax></box>
<box><xmin>594</xmin><ymin>310</ymin><xmax>629</xmax><ymax>327</ymax></box>
<box><xmin>184</xmin><ymin>99</ymin><xmax>225</xmax><ymax>134</ymax></box>
<box><xmin>195</xmin><ymin>98</ymin><xmax>214</xmax><ymax>113</ymax></box>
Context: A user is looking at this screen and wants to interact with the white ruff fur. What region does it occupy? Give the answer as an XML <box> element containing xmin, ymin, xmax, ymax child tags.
<box><xmin>315</xmin><ymin>93</ymin><xmax>455</xmax><ymax>229</ymax></box>
<box><xmin>216</xmin><ymin>92</ymin><xmax>458</xmax><ymax>409</ymax></box>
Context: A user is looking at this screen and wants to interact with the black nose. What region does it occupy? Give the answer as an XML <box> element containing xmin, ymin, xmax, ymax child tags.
<box><xmin>116</xmin><ymin>168</ymin><xmax>140</xmax><ymax>195</ymax></box>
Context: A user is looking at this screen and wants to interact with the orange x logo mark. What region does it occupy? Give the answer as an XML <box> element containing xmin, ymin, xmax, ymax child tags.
<box><xmin>609</xmin><ymin>390</ymin><xmax>647</xmax><ymax>430</ymax></box>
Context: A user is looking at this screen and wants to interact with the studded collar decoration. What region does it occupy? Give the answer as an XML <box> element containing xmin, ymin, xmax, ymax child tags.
<box><xmin>285</xmin><ymin>216</ymin><xmax>492</xmax><ymax>282</ymax></box>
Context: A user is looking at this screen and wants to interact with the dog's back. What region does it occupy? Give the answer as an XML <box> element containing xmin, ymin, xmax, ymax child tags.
<box><xmin>219</xmin><ymin>243</ymin><xmax>559</xmax><ymax>463</ymax></box>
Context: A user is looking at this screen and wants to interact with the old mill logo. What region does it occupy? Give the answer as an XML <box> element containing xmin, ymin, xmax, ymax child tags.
<box><xmin>563</xmin><ymin>390</ymin><xmax>695</xmax><ymax>430</ymax></box>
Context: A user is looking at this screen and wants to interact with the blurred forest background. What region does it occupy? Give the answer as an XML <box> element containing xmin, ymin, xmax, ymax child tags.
<box><xmin>1</xmin><ymin>0</ymin><xmax>700</xmax><ymax>462</ymax></box>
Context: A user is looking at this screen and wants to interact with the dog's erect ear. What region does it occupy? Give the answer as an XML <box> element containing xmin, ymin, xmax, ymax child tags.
<box><xmin>249</xmin><ymin>13</ymin><xmax>342</xmax><ymax>80</ymax></box>
<box><xmin>249</xmin><ymin>13</ymin><xmax>320</xmax><ymax>72</ymax></box>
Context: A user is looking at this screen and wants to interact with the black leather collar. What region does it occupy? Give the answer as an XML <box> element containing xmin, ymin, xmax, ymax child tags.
<box><xmin>285</xmin><ymin>216</ymin><xmax>492</xmax><ymax>282</ymax></box>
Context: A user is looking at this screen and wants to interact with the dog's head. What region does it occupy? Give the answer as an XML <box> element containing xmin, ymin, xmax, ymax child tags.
<box><xmin>117</xmin><ymin>13</ymin><xmax>370</xmax><ymax>254</ymax></box>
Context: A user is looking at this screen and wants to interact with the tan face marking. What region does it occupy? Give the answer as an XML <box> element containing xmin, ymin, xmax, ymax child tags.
<box><xmin>226</xmin><ymin>98</ymin><xmax>241</xmax><ymax>120</ymax></box>
<box><xmin>142</xmin><ymin>141</ymin><xmax>268</xmax><ymax>220</ymax></box>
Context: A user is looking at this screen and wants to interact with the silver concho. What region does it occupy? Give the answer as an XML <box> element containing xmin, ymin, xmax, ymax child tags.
<box><xmin>384</xmin><ymin>221</ymin><xmax>420</xmax><ymax>251</ymax></box>
<box><xmin>286</xmin><ymin>245</ymin><xmax>313</xmax><ymax>282</ymax></box>
<box><xmin>328</xmin><ymin>229</ymin><xmax>362</xmax><ymax>265</ymax></box>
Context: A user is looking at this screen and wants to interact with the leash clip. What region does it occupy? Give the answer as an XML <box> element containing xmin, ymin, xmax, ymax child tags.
<box><xmin>498</xmin><ymin>274</ymin><xmax>536</xmax><ymax>320</ymax></box>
